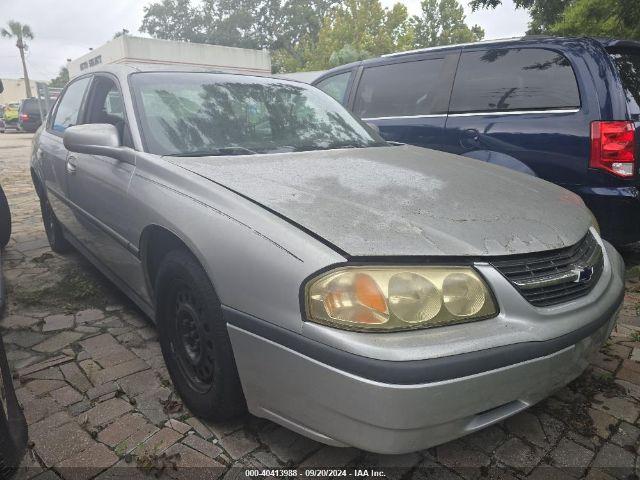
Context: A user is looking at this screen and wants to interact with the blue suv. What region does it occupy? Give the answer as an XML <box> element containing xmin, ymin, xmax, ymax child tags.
<box><xmin>313</xmin><ymin>37</ymin><xmax>640</xmax><ymax>245</ymax></box>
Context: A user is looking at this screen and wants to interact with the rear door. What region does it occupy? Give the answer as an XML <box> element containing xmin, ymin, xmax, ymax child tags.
<box><xmin>350</xmin><ymin>53</ymin><xmax>457</xmax><ymax>150</ymax></box>
<box><xmin>444</xmin><ymin>47</ymin><xmax>588</xmax><ymax>180</ymax></box>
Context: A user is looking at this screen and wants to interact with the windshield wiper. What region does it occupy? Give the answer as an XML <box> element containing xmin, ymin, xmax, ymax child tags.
<box><xmin>164</xmin><ymin>146</ymin><xmax>258</xmax><ymax>157</ymax></box>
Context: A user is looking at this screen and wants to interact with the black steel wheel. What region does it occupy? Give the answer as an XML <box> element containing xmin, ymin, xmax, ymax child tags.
<box><xmin>156</xmin><ymin>249</ymin><xmax>245</xmax><ymax>421</ymax></box>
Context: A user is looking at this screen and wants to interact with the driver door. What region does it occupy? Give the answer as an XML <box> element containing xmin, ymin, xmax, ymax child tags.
<box><xmin>66</xmin><ymin>74</ymin><xmax>140</xmax><ymax>289</ymax></box>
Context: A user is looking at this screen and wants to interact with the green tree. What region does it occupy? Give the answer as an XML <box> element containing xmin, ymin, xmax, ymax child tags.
<box><xmin>302</xmin><ymin>0</ymin><xmax>413</xmax><ymax>70</ymax></box>
<box><xmin>412</xmin><ymin>0</ymin><xmax>484</xmax><ymax>48</ymax></box>
<box><xmin>140</xmin><ymin>0</ymin><xmax>336</xmax><ymax>71</ymax></box>
<box><xmin>49</xmin><ymin>66</ymin><xmax>69</xmax><ymax>88</ymax></box>
<box><xmin>469</xmin><ymin>0</ymin><xmax>573</xmax><ymax>35</ymax></box>
<box><xmin>1</xmin><ymin>21</ymin><xmax>34</xmax><ymax>98</ymax></box>
<box><xmin>140</xmin><ymin>0</ymin><xmax>206</xmax><ymax>42</ymax></box>
<box><xmin>550</xmin><ymin>0</ymin><xmax>640</xmax><ymax>39</ymax></box>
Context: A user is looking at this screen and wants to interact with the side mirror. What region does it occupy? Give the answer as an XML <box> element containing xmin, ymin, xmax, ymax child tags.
<box><xmin>63</xmin><ymin>124</ymin><xmax>134</xmax><ymax>164</ymax></box>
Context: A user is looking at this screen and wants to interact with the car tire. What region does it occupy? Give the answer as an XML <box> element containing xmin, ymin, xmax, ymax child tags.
<box><xmin>155</xmin><ymin>249</ymin><xmax>246</xmax><ymax>421</ymax></box>
<box><xmin>40</xmin><ymin>195</ymin><xmax>71</xmax><ymax>253</ymax></box>
<box><xmin>0</xmin><ymin>186</ymin><xmax>11</xmax><ymax>249</ymax></box>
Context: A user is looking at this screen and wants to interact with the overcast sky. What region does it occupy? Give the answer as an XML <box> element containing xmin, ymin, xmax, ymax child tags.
<box><xmin>0</xmin><ymin>0</ymin><xmax>530</xmax><ymax>80</ymax></box>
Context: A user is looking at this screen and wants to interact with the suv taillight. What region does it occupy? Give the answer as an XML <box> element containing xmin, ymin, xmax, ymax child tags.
<box><xmin>590</xmin><ymin>121</ymin><xmax>636</xmax><ymax>177</ymax></box>
<box><xmin>19</xmin><ymin>113</ymin><xmax>29</xmax><ymax>121</ymax></box>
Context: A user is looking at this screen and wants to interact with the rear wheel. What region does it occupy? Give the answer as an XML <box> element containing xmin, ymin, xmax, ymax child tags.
<box><xmin>0</xmin><ymin>186</ymin><xmax>11</xmax><ymax>249</ymax></box>
<box><xmin>155</xmin><ymin>249</ymin><xmax>246</xmax><ymax>421</ymax></box>
<box><xmin>40</xmin><ymin>196</ymin><xmax>71</xmax><ymax>253</ymax></box>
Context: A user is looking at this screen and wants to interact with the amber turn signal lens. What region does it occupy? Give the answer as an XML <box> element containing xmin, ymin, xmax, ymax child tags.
<box><xmin>355</xmin><ymin>273</ymin><xmax>387</xmax><ymax>314</ymax></box>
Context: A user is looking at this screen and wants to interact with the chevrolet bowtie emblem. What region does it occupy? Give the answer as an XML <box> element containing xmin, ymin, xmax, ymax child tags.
<box><xmin>572</xmin><ymin>265</ymin><xmax>594</xmax><ymax>283</ymax></box>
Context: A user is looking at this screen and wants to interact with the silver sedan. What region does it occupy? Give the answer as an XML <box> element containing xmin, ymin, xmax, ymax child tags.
<box><xmin>30</xmin><ymin>65</ymin><xmax>624</xmax><ymax>454</ymax></box>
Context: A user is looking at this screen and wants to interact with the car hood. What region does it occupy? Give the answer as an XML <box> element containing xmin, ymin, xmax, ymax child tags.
<box><xmin>169</xmin><ymin>145</ymin><xmax>592</xmax><ymax>257</ymax></box>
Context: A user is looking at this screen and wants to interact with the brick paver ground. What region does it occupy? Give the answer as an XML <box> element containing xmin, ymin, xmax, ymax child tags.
<box><xmin>1</xmin><ymin>132</ymin><xmax>639</xmax><ymax>479</ymax></box>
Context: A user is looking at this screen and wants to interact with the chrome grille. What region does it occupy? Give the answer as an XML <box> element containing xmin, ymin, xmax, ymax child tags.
<box><xmin>490</xmin><ymin>233</ymin><xmax>604</xmax><ymax>307</ymax></box>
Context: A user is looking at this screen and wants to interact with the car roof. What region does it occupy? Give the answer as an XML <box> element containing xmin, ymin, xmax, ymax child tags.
<box><xmin>72</xmin><ymin>64</ymin><xmax>313</xmax><ymax>88</ymax></box>
<box><xmin>313</xmin><ymin>35</ymin><xmax>640</xmax><ymax>80</ymax></box>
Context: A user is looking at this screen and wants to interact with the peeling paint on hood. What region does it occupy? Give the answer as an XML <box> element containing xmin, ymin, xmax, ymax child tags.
<box><xmin>169</xmin><ymin>145</ymin><xmax>592</xmax><ymax>257</ymax></box>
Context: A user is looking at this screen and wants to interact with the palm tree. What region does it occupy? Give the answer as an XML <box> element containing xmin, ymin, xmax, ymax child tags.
<box><xmin>1</xmin><ymin>21</ymin><xmax>34</xmax><ymax>98</ymax></box>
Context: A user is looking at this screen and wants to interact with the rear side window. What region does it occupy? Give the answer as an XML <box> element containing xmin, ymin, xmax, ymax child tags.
<box><xmin>51</xmin><ymin>77</ymin><xmax>91</xmax><ymax>133</ymax></box>
<box><xmin>608</xmin><ymin>49</ymin><xmax>640</xmax><ymax>114</ymax></box>
<box><xmin>354</xmin><ymin>58</ymin><xmax>445</xmax><ymax>118</ymax></box>
<box><xmin>450</xmin><ymin>48</ymin><xmax>580</xmax><ymax>113</ymax></box>
<box><xmin>315</xmin><ymin>71</ymin><xmax>351</xmax><ymax>104</ymax></box>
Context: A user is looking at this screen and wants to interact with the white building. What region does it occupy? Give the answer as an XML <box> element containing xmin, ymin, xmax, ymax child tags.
<box><xmin>69</xmin><ymin>36</ymin><xmax>271</xmax><ymax>78</ymax></box>
<box><xmin>0</xmin><ymin>78</ymin><xmax>46</xmax><ymax>104</ymax></box>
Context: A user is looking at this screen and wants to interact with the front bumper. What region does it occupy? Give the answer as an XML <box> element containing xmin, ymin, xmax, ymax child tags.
<box><xmin>226</xmin><ymin>242</ymin><xmax>625</xmax><ymax>454</ymax></box>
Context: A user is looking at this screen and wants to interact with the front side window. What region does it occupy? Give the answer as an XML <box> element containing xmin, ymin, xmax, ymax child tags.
<box><xmin>51</xmin><ymin>77</ymin><xmax>91</xmax><ymax>133</ymax></box>
<box><xmin>353</xmin><ymin>58</ymin><xmax>445</xmax><ymax>119</ymax></box>
<box><xmin>85</xmin><ymin>76</ymin><xmax>131</xmax><ymax>146</ymax></box>
<box><xmin>450</xmin><ymin>48</ymin><xmax>580</xmax><ymax>114</ymax></box>
<box><xmin>315</xmin><ymin>71</ymin><xmax>351</xmax><ymax>104</ymax></box>
<box><xmin>130</xmin><ymin>72</ymin><xmax>385</xmax><ymax>156</ymax></box>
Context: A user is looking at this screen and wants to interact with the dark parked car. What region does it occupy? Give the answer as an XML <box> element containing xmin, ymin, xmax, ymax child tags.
<box><xmin>17</xmin><ymin>98</ymin><xmax>43</xmax><ymax>133</ymax></box>
<box><xmin>313</xmin><ymin>36</ymin><xmax>640</xmax><ymax>245</ymax></box>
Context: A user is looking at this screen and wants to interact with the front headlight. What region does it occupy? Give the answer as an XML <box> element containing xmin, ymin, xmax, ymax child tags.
<box><xmin>305</xmin><ymin>266</ymin><xmax>498</xmax><ymax>332</ymax></box>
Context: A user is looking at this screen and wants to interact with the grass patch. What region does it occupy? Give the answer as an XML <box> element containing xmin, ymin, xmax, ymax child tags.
<box><xmin>10</xmin><ymin>264</ymin><xmax>107</xmax><ymax>311</ymax></box>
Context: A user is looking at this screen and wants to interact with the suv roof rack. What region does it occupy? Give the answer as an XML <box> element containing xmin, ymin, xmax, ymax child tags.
<box><xmin>381</xmin><ymin>37</ymin><xmax>527</xmax><ymax>58</ymax></box>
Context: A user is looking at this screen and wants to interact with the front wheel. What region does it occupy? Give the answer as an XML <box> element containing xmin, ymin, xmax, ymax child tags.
<box><xmin>155</xmin><ymin>249</ymin><xmax>246</xmax><ymax>421</ymax></box>
<box><xmin>40</xmin><ymin>196</ymin><xmax>71</xmax><ymax>253</ymax></box>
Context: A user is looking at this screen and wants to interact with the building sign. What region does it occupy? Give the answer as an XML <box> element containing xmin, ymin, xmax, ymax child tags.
<box><xmin>80</xmin><ymin>55</ymin><xmax>103</xmax><ymax>71</ymax></box>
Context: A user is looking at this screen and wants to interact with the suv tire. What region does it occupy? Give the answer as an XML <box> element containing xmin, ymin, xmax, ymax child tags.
<box><xmin>155</xmin><ymin>249</ymin><xmax>246</xmax><ymax>421</ymax></box>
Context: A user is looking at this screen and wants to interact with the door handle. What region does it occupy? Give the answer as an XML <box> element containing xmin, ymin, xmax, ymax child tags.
<box><xmin>66</xmin><ymin>156</ymin><xmax>77</xmax><ymax>174</ymax></box>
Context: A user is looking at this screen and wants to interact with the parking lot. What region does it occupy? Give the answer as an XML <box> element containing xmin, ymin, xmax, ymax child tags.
<box><xmin>1</xmin><ymin>132</ymin><xmax>639</xmax><ymax>479</ymax></box>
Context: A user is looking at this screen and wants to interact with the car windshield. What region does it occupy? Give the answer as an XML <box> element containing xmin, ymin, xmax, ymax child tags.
<box><xmin>130</xmin><ymin>72</ymin><xmax>386</xmax><ymax>156</ymax></box>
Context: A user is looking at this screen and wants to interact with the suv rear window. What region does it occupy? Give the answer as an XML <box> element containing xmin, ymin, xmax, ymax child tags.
<box><xmin>450</xmin><ymin>48</ymin><xmax>580</xmax><ymax>113</ymax></box>
<box><xmin>21</xmin><ymin>99</ymin><xmax>41</xmax><ymax>114</ymax></box>
<box><xmin>354</xmin><ymin>58</ymin><xmax>445</xmax><ymax>118</ymax></box>
<box><xmin>608</xmin><ymin>49</ymin><xmax>640</xmax><ymax>114</ymax></box>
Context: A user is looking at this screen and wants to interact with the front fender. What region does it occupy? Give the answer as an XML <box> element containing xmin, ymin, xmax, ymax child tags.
<box><xmin>462</xmin><ymin>150</ymin><xmax>537</xmax><ymax>177</ymax></box>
